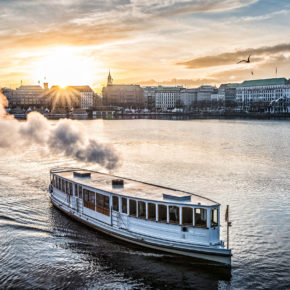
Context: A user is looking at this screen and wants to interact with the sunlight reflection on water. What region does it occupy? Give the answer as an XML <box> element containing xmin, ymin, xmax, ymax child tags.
<box><xmin>0</xmin><ymin>119</ymin><xmax>289</xmax><ymax>289</ymax></box>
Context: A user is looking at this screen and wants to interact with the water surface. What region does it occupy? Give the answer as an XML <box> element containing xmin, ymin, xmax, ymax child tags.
<box><xmin>0</xmin><ymin>119</ymin><xmax>289</xmax><ymax>289</ymax></box>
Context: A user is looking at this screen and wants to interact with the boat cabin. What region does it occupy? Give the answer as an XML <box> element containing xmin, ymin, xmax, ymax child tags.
<box><xmin>50</xmin><ymin>169</ymin><xmax>221</xmax><ymax>246</ymax></box>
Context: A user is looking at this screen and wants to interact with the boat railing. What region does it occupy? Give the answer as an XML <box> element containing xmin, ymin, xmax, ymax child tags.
<box><xmin>50</xmin><ymin>167</ymin><xmax>85</xmax><ymax>174</ymax></box>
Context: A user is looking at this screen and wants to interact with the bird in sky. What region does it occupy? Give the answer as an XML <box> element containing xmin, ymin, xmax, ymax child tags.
<box><xmin>237</xmin><ymin>55</ymin><xmax>251</xmax><ymax>64</ymax></box>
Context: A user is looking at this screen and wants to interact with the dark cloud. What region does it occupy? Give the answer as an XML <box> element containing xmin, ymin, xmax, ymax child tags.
<box><xmin>177</xmin><ymin>43</ymin><xmax>290</xmax><ymax>69</ymax></box>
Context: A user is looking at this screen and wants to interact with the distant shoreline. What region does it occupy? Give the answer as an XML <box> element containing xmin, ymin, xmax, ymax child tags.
<box><xmin>12</xmin><ymin>111</ymin><xmax>290</xmax><ymax>121</ymax></box>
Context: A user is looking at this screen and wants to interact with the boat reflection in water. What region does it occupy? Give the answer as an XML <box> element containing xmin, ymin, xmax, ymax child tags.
<box><xmin>49</xmin><ymin>203</ymin><xmax>231</xmax><ymax>289</ymax></box>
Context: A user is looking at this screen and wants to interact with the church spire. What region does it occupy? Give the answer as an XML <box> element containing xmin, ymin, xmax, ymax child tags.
<box><xmin>107</xmin><ymin>69</ymin><xmax>113</xmax><ymax>86</ymax></box>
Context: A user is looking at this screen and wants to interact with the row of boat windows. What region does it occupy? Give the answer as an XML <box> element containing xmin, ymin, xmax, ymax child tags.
<box><xmin>52</xmin><ymin>176</ymin><xmax>218</xmax><ymax>228</ymax></box>
<box><xmin>113</xmin><ymin>196</ymin><xmax>218</xmax><ymax>228</ymax></box>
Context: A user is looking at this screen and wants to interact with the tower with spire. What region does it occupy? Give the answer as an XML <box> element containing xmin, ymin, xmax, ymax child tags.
<box><xmin>107</xmin><ymin>70</ymin><xmax>113</xmax><ymax>86</ymax></box>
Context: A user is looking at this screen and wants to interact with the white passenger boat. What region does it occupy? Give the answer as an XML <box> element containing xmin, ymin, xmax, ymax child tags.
<box><xmin>48</xmin><ymin>168</ymin><xmax>232</xmax><ymax>265</ymax></box>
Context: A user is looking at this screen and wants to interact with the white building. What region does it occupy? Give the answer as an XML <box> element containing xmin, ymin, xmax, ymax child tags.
<box><xmin>155</xmin><ymin>86</ymin><xmax>183</xmax><ymax>110</ymax></box>
<box><xmin>69</xmin><ymin>86</ymin><xmax>94</xmax><ymax>109</ymax></box>
<box><xmin>235</xmin><ymin>78</ymin><xmax>290</xmax><ymax>112</ymax></box>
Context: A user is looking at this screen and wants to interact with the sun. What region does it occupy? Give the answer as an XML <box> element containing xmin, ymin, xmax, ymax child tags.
<box><xmin>32</xmin><ymin>47</ymin><xmax>98</xmax><ymax>87</ymax></box>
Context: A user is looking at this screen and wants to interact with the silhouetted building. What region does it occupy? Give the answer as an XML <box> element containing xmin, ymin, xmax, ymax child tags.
<box><xmin>102</xmin><ymin>72</ymin><xmax>144</xmax><ymax>107</ymax></box>
<box><xmin>6</xmin><ymin>85</ymin><xmax>47</xmax><ymax>108</ymax></box>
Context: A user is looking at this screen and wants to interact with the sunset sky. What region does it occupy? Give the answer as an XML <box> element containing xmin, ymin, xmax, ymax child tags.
<box><xmin>1</xmin><ymin>0</ymin><xmax>290</xmax><ymax>89</ymax></box>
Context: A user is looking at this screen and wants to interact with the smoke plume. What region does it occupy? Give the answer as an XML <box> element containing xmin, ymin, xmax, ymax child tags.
<box><xmin>0</xmin><ymin>91</ymin><xmax>119</xmax><ymax>170</ymax></box>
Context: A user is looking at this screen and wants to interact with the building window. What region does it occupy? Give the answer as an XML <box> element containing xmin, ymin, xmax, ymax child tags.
<box><xmin>195</xmin><ymin>208</ymin><xmax>207</xmax><ymax>228</ymax></box>
<box><xmin>148</xmin><ymin>203</ymin><xmax>156</xmax><ymax>220</ymax></box>
<box><xmin>113</xmin><ymin>196</ymin><xmax>119</xmax><ymax>212</ymax></box>
<box><xmin>122</xmin><ymin>198</ymin><xmax>127</xmax><ymax>214</ymax></box>
<box><xmin>169</xmin><ymin>206</ymin><xmax>179</xmax><ymax>224</ymax></box>
<box><xmin>129</xmin><ymin>199</ymin><xmax>137</xmax><ymax>217</ymax></box>
<box><xmin>138</xmin><ymin>201</ymin><xmax>146</xmax><ymax>219</ymax></box>
<box><xmin>211</xmin><ymin>209</ymin><xmax>218</xmax><ymax>227</ymax></box>
<box><xmin>182</xmin><ymin>207</ymin><xmax>193</xmax><ymax>225</ymax></box>
<box><xmin>158</xmin><ymin>204</ymin><xmax>167</xmax><ymax>223</ymax></box>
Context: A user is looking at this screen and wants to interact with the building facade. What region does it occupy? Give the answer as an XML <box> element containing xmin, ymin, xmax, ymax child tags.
<box><xmin>196</xmin><ymin>86</ymin><xmax>218</xmax><ymax>102</ymax></box>
<box><xmin>102</xmin><ymin>72</ymin><xmax>144</xmax><ymax>107</ymax></box>
<box><xmin>3</xmin><ymin>85</ymin><xmax>47</xmax><ymax>108</ymax></box>
<box><xmin>69</xmin><ymin>86</ymin><xmax>94</xmax><ymax>109</ymax></box>
<box><xmin>143</xmin><ymin>86</ymin><xmax>156</xmax><ymax>109</ymax></box>
<box><xmin>155</xmin><ymin>86</ymin><xmax>183</xmax><ymax>110</ymax></box>
<box><xmin>180</xmin><ymin>88</ymin><xmax>198</xmax><ymax>107</ymax></box>
<box><xmin>235</xmin><ymin>78</ymin><xmax>290</xmax><ymax>112</ymax></box>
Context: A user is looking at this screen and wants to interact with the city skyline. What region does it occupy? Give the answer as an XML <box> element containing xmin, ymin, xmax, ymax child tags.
<box><xmin>1</xmin><ymin>1</ymin><xmax>290</xmax><ymax>88</ymax></box>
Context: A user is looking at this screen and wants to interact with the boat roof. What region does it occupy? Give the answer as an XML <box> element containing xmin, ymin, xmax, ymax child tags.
<box><xmin>52</xmin><ymin>168</ymin><xmax>218</xmax><ymax>207</ymax></box>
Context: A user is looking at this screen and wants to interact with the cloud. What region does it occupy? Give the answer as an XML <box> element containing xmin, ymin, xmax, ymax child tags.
<box><xmin>177</xmin><ymin>43</ymin><xmax>290</xmax><ymax>69</ymax></box>
<box><xmin>0</xmin><ymin>0</ymin><xmax>259</xmax><ymax>49</ymax></box>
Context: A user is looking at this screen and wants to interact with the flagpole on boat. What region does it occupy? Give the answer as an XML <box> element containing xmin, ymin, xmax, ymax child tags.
<box><xmin>225</xmin><ymin>205</ymin><xmax>232</xmax><ymax>249</ymax></box>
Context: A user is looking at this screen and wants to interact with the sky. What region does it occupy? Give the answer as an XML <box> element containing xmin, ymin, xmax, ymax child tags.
<box><xmin>1</xmin><ymin>0</ymin><xmax>290</xmax><ymax>89</ymax></box>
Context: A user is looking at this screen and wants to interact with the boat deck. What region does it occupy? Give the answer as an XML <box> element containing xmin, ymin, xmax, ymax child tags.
<box><xmin>55</xmin><ymin>169</ymin><xmax>218</xmax><ymax>206</ymax></box>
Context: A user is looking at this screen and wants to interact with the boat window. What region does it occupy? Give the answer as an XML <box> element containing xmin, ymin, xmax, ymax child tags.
<box><xmin>68</xmin><ymin>182</ymin><xmax>73</xmax><ymax>195</ymax></box>
<box><xmin>122</xmin><ymin>197</ymin><xmax>127</xmax><ymax>214</ymax></box>
<box><xmin>61</xmin><ymin>179</ymin><xmax>65</xmax><ymax>192</ymax></box>
<box><xmin>158</xmin><ymin>204</ymin><xmax>167</xmax><ymax>223</ymax></box>
<box><xmin>66</xmin><ymin>181</ymin><xmax>69</xmax><ymax>194</ymax></box>
<box><xmin>138</xmin><ymin>201</ymin><xmax>146</xmax><ymax>219</ymax></box>
<box><xmin>79</xmin><ymin>185</ymin><xmax>83</xmax><ymax>199</ymax></box>
<box><xmin>211</xmin><ymin>209</ymin><xmax>218</xmax><ymax>227</ymax></box>
<box><xmin>113</xmin><ymin>196</ymin><xmax>119</xmax><ymax>211</ymax></box>
<box><xmin>169</xmin><ymin>206</ymin><xmax>179</xmax><ymax>224</ymax></box>
<box><xmin>83</xmin><ymin>189</ymin><xmax>95</xmax><ymax>210</ymax></box>
<box><xmin>104</xmin><ymin>196</ymin><xmax>110</xmax><ymax>216</ymax></box>
<box><xmin>195</xmin><ymin>208</ymin><xmax>207</xmax><ymax>228</ymax></box>
<box><xmin>57</xmin><ymin>177</ymin><xmax>60</xmax><ymax>189</ymax></box>
<box><xmin>148</xmin><ymin>203</ymin><xmax>156</xmax><ymax>220</ymax></box>
<box><xmin>96</xmin><ymin>193</ymin><xmax>110</xmax><ymax>216</ymax></box>
<box><xmin>74</xmin><ymin>184</ymin><xmax>78</xmax><ymax>197</ymax></box>
<box><xmin>129</xmin><ymin>199</ymin><xmax>137</xmax><ymax>217</ymax></box>
<box><xmin>182</xmin><ymin>207</ymin><xmax>193</xmax><ymax>225</ymax></box>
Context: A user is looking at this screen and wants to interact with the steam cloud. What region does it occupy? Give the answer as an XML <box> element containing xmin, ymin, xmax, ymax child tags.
<box><xmin>0</xmin><ymin>92</ymin><xmax>119</xmax><ymax>170</ymax></box>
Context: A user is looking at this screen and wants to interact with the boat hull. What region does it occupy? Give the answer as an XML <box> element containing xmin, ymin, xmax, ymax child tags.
<box><xmin>49</xmin><ymin>193</ymin><xmax>231</xmax><ymax>266</ymax></box>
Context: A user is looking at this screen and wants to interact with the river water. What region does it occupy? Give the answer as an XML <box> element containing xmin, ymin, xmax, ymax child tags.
<box><xmin>0</xmin><ymin>119</ymin><xmax>289</xmax><ymax>289</ymax></box>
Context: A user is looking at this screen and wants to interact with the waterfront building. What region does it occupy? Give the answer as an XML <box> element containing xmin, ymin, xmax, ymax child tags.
<box><xmin>235</xmin><ymin>78</ymin><xmax>290</xmax><ymax>113</ymax></box>
<box><xmin>180</xmin><ymin>88</ymin><xmax>198</xmax><ymax>107</ymax></box>
<box><xmin>155</xmin><ymin>86</ymin><xmax>183</xmax><ymax>110</ymax></box>
<box><xmin>5</xmin><ymin>85</ymin><xmax>47</xmax><ymax>108</ymax></box>
<box><xmin>102</xmin><ymin>72</ymin><xmax>144</xmax><ymax>107</ymax></box>
<box><xmin>68</xmin><ymin>86</ymin><xmax>94</xmax><ymax>109</ymax></box>
<box><xmin>143</xmin><ymin>86</ymin><xmax>156</xmax><ymax>109</ymax></box>
<box><xmin>196</xmin><ymin>86</ymin><xmax>218</xmax><ymax>102</ymax></box>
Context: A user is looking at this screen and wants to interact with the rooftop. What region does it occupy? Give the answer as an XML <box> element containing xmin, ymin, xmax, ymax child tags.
<box><xmin>68</xmin><ymin>86</ymin><xmax>93</xmax><ymax>92</ymax></box>
<box><xmin>55</xmin><ymin>169</ymin><xmax>218</xmax><ymax>206</ymax></box>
